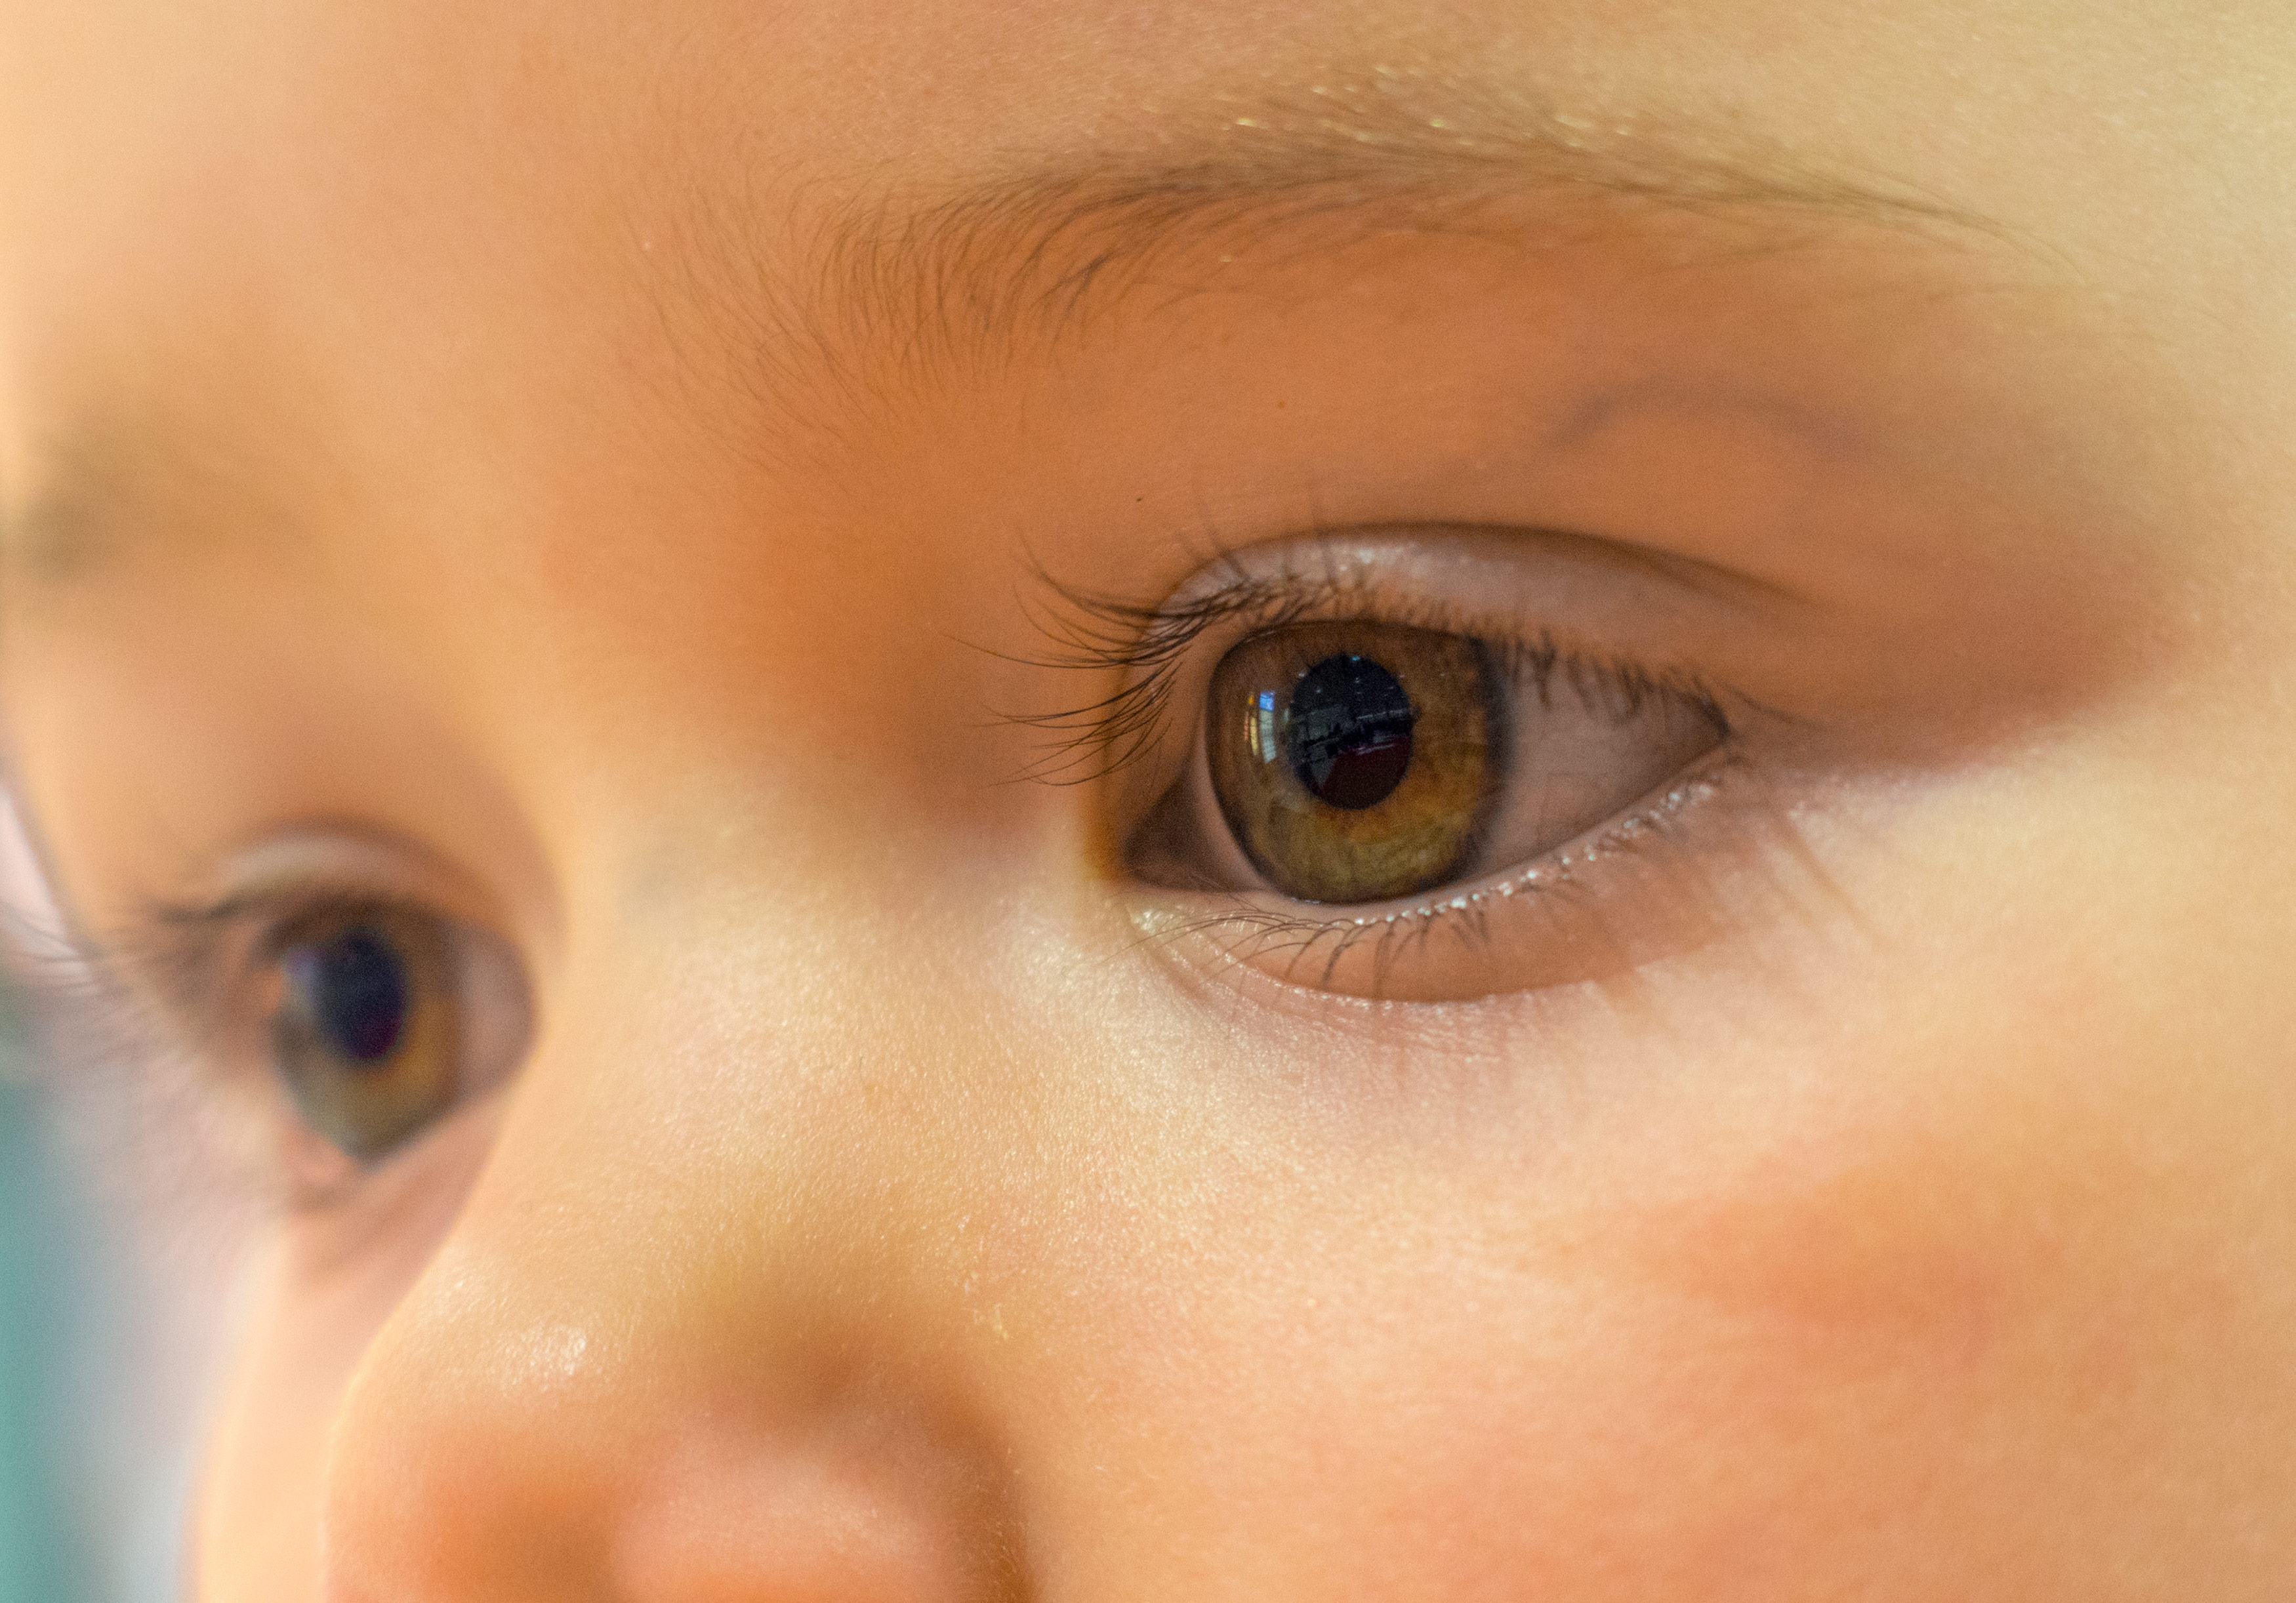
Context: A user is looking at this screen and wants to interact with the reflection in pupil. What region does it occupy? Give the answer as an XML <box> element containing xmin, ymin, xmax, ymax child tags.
<box><xmin>1286</xmin><ymin>653</ymin><xmax>1416</xmax><ymax>810</ymax></box>
<box><xmin>285</xmin><ymin>927</ymin><xmax>409</xmax><ymax>1066</ymax></box>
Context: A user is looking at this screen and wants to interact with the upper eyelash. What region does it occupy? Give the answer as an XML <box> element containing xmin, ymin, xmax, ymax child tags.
<box><xmin>36</xmin><ymin>884</ymin><xmax>371</xmax><ymax>1077</ymax></box>
<box><xmin>1002</xmin><ymin>542</ymin><xmax>1737</xmax><ymax>787</ymax></box>
<box><xmin>1</xmin><ymin>893</ymin><xmax>302</xmax><ymax>1214</ymax></box>
<box><xmin>22</xmin><ymin>886</ymin><xmax>448</xmax><ymax>1216</ymax></box>
<box><xmin>1000</xmin><ymin>563</ymin><xmax>1326</xmax><ymax>784</ymax></box>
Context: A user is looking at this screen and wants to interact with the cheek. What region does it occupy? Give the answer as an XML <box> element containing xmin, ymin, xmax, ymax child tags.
<box><xmin>1038</xmin><ymin>994</ymin><xmax>2265</xmax><ymax>1599</ymax></box>
<box><xmin>1099</xmin><ymin>1181</ymin><xmax>2091</xmax><ymax>1598</ymax></box>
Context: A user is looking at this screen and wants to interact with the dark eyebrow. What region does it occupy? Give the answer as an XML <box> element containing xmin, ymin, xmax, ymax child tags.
<box><xmin>682</xmin><ymin>80</ymin><xmax>2033</xmax><ymax>414</ymax></box>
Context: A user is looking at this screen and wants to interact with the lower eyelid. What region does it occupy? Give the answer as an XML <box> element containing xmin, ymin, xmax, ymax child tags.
<box><xmin>1124</xmin><ymin>748</ymin><xmax>1754</xmax><ymax>1004</ymax></box>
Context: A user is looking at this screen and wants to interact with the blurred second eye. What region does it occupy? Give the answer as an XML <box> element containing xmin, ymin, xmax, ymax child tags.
<box><xmin>260</xmin><ymin>904</ymin><xmax>525</xmax><ymax>1162</ymax></box>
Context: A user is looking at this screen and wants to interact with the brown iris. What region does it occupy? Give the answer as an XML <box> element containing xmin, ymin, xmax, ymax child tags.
<box><xmin>1206</xmin><ymin>621</ymin><xmax>1502</xmax><ymax>903</ymax></box>
<box><xmin>265</xmin><ymin>904</ymin><xmax>460</xmax><ymax>1160</ymax></box>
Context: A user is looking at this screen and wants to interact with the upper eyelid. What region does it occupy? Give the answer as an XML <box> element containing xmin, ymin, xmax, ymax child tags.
<box><xmin>1003</xmin><ymin>536</ymin><xmax>1742</xmax><ymax>789</ymax></box>
<box><xmin>68</xmin><ymin>880</ymin><xmax>433</xmax><ymax>1063</ymax></box>
<box><xmin>114</xmin><ymin>881</ymin><xmax>381</xmax><ymax>987</ymax></box>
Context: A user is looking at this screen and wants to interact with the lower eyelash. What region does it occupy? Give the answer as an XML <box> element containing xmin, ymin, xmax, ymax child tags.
<box><xmin>1128</xmin><ymin>748</ymin><xmax>1742</xmax><ymax>1001</ymax></box>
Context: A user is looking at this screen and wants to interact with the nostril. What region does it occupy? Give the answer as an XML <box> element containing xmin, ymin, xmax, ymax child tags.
<box><xmin>607</xmin><ymin>1408</ymin><xmax>1025</xmax><ymax>1603</ymax></box>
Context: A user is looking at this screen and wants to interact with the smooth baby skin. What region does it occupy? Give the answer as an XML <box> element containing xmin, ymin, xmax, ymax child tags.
<box><xmin>3</xmin><ymin>0</ymin><xmax>2295</xmax><ymax>1598</ymax></box>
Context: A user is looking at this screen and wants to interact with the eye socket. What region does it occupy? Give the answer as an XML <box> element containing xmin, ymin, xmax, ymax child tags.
<box><xmin>1141</xmin><ymin>616</ymin><xmax>1725</xmax><ymax>908</ymax></box>
<box><xmin>256</xmin><ymin>902</ymin><xmax>527</xmax><ymax>1163</ymax></box>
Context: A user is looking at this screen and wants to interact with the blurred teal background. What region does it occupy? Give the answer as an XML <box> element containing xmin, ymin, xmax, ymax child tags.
<box><xmin>0</xmin><ymin>996</ymin><xmax>96</xmax><ymax>1602</ymax></box>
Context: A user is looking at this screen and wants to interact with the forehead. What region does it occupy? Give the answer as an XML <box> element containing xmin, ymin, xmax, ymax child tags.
<box><xmin>0</xmin><ymin>0</ymin><xmax>2282</xmax><ymax>283</ymax></box>
<box><xmin>0</xmin><ymin>0</ymin><xmax>2287</xmax><ymax>533</ymax></box>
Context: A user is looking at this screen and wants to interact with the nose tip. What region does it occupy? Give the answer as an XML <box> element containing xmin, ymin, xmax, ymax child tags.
<box><xmin>300</xmin><ymin>895</ymin><xmax>1046</xmax><ymax>1603</ymax></box>
<box><xmin>313</xmin><ymin>1286</ymin><xmax>1025</xmax><ymax>1603</ymax></box>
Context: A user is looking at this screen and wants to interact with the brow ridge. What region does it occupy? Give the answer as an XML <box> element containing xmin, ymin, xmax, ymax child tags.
<box><xmin>678</xmin><ymin>82</ymin><xmax>2026</xmax><ymax>422</ymax></box>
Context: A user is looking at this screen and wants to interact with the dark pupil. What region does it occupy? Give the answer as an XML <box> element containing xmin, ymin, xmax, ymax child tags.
<box><xmin>285</xmin><ymin>927</ymin><xmax>411</xmax><ymax>1065</ymax></box>
<box><xmin>1286</xmin><ymin>653</ymin><xmax>1416</xmax><ymax>811</ymax></box>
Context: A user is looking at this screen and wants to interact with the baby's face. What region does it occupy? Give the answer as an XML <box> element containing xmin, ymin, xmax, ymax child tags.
<box><xmin>7</xmin><ymin>0</ymin><xmax>2296</xmax><ymax>1596</ymax></box>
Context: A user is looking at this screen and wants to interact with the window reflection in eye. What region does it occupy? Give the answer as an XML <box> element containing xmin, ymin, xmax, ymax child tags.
<box><xmin>1207</xmin><ymin>622</ymin><xmax>1504</xmax><ymax>903</ymax></box>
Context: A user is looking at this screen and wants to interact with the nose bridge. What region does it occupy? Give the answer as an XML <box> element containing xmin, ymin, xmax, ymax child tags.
<box><xmin>313</xmin><ymin>883</ymin><xmax>1040</xmax><ymax>1602</ymax></box>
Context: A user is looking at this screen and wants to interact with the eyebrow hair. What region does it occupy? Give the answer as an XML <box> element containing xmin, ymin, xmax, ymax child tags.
<box><xmin>15</xmin><ymin>79</ymin><xmax>2032</xmax><ymax>584</ymax></box>
<box><xmin>668</xmin><ymin>77</ymin><xmax>2030</xmax><ymax>424</ymax></box>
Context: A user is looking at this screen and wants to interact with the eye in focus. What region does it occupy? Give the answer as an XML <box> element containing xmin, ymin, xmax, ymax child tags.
<box><xmin>1143</xmin><ymin>611</ymin><xmax>1730</xmax><ymax>918</ymax></box>
<box><xmin>1208</xmin><ymin>622</ymin><xmax>1501</xmax><ymax>903</ymax></box>
<box><xmin>259</xmin><ymin>903</ymin><xmax>507</xmax><ymax>1162</ymax></box>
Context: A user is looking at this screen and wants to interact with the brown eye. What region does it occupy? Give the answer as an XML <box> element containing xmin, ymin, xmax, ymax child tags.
<box><xmin>1206</xmin><ymin>622</ymin><xmax>1502</xmax><ymax>903</ymax></box>
<box><xmin>264</xmin><ymin>905</ymin><xmax>496</xmax><ymax>1161</ymax></box>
